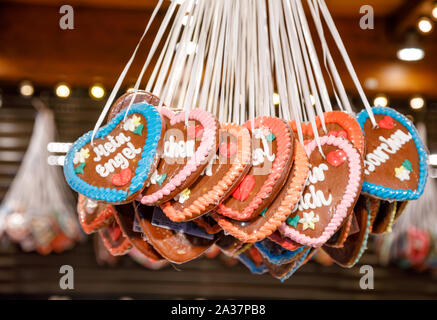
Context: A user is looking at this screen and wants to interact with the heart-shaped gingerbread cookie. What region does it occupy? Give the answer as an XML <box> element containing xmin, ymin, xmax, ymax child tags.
<box><xmin>279</xmin><ymin>135</ymin><xmax>363</xmax><ymax>247</ymax></box>
<box><xmin>212</xmin><ymin>139</ymin><xmax>308</xmax><ymax>242</ymax></box>
<box><xmin>64</xmin><ymin>103</ymin><xmax>163</xmax><ymax>203</ymax></box>
<box><xmin>262</xmin><ymin>247</ymin><xmax>311</xmax><ymax>281</ymax></box>
<box><xmin>135</xmin><ymin>204</ymin><xmax>221</xmax><ymax>264</ymax></box>
<box><xmin>77</xmin><ymin>194</ymin><xmax>115</xmax><ymax>234</ymax></box>
<box><xmin>98</xmin><ymin>219</ymin><xmax>132</xmax><ymax>256</ymax></box>
<box><xmin>217</xmin><ymin>117</ymin><xmax>294</xmax><ymax>221</ymax></box>
<box><xmin>161</xmin><ymin>123</ymin><xmax>252</xmax><ymax>222</ymax></box>
<box><xmin>322</xmin><ymin>195</ymin><xmax>372</xmax><ymax>267</ymax></box>
<box><xmin>254</xmin><ymin>237</ymin><xmax>307</xmax><ymax>265</ymax></box>
<box><xmin>357</xmin><ymin>106</ymin><xmax>428</xmax><ymax>200</ymax></box>
<box><xmin>113</xmin><ymin>203</ymin><xmax>163</xmax><ymax>261</ymax></box>
<box><xmin>290</xmin><ymin>111</ymin><xmax>365</xmax><ymax>154</ymax></box>
<box><xmin>139</xmin><ymin>108</ymin><xmax>219</xmax><ymax>205</ymax></box>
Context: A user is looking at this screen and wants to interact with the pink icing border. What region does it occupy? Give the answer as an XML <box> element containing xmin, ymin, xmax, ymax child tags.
<box><xmin>139</xmin><ymin>108</ymin><xmax>217</xmax><ymax>204</ymax></box>
<box><xmin>278</xmin><ymin>135</ymin><xmax>362</xmax><ymax>248</ymax></box>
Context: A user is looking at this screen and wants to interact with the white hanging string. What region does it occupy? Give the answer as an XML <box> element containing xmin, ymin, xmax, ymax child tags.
<box><xmin>307</xmin><ymin>0</ymin><xmax>351</xmax><ymax>113</ymax></box>
<box><xmin>90</xmin><ymin>0</ymin><xmax>164</xmax><ymax>144</ymax></box>
<box><xmin>317</xmin><ymin>0</ymin><xmax>377</xmax><ymax>126</ymax></box>
<box><xmin>282</xmin><ymin>0</ymin><xmax>325</xmax><ymax>156</ymax></box>
<box><xmin>294</xmin><ymin>0</ymin><xmax>333</xmax><ymax>116</ymax></box>
<box><xmin>289</xmin><ymin>0</ymin><xmax>327</xmax><ymax>133</ymax></box>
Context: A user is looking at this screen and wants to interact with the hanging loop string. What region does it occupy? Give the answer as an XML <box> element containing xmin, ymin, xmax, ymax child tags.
<box><xmin>90</xmin><ymin>0</ymin><xmax>164</xmax><ymax>144</ymax></box>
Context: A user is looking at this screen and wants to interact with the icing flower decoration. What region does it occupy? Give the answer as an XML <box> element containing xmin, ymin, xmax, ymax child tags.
<box><xmin>132</xmin><ymin>115</ymin><xmax>141</xmax><ymax>127</ymax></box>
<box><xmin>176</xmin><ymin>188</ymin><xmax>191</xmax><ymax>204</ymax></box>
<box><xmin>123</xmin><ymin>115</ymin><xmax>143</xmax><ymax>135</ymax></box>
<box><xmin>395</xmin><ymin>160</ymin><xmax>412</xmax><ymax>181</ymax></box>
<box><xmin>299</xmin><ymin>211</ymin><xmax>319</xmax><ymax>231</ymax></box>
<box><xmin>73</xmin><ymin>147</ymin><xmax>90</xmax><ymax>164</ymax></box>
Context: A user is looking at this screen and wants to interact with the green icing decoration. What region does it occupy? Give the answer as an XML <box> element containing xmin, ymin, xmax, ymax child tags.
<box><xmin>402</xmin><ymin>160</ymin><xmax>412</xmax><ymax>172</ymax></box>
<box><xmin>259</xmin><ymin>208</ymin><xmax>267</xmax><ymax>217</ymax></box>
<box><xmin>157</xmin><ymin>173</ymin><xmax>167</xmax><ymax>186</ymax></box>
<box><xmin>133</xmin><ymin>123</ymin><xmax>144</xmax><ymax>136</ymax></box>
<box><xmin>286</xmin><ymin>215</ymin><xmax>300</xmax><ymax>228</ymax></box>
<box><xmin>75</xmin><ymin>162</ymin><xmax>85</xmax><ymax>175</ymax></box>
<box><xmin>266</xmin><ymin>133</ymin><xmax>276</xmax><ymax>142</ymax></box>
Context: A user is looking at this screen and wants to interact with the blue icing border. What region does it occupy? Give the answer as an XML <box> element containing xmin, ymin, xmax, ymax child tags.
<box><xmin>254</xmin><ymin>238</ymin><xmax>306</xmax><ymax>265</ymax></box>
<box><xmin>63</xmin><ymin>103</ymin><xmax>162</xmax><ymax>203</ymax></box>
<box><xmin>356</xmin><ymin>106</ymin><xmax>428</xmax><ymax>201</ymax></box>
<box><xmin>280</xmin><ymin>247</ymin><xmax>311</xmax><ymax>282</ymax></box>
<box><xmin>237</xmin><ymin>252</ymin><xmax>268</xmax><ymax>275</ymax></box>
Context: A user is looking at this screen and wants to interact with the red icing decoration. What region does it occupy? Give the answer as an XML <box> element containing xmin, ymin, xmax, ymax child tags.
<box><xmin>188</xmin><ymin>125</ymin><xmax>204</xmax><ymax>139</ymax></box>
<box><xmin>219</xmin><ymin>142</ymin><xmax>237</xmax><ymax>158</ymax></box>
<box><xmin>111</xmin><ymin>168</ymin><xmax>132</xmax><ymax>187</ymax></box>
<box><xmin>232</xmin><ymin>175</ymin><xmax>256</xmax><ymax>201</ymax></box>
<box><xmin>378</xmin><ymin>115</ymin><xmax>394</xmax><ymax>129</ymax></box>
<box><xmin>108</xmin><ymin>224</ymin><xmax>122</xmax><ymax>242</ymax></box>
<box><xmin>326</xmin><ymin>150</ymin><xmax>347</xmax><ymax>167</ymax></box>
<box><xmin>328</xmin><ymin>130</ymin><xmax>348</xmax><ymax>139</ymax></box>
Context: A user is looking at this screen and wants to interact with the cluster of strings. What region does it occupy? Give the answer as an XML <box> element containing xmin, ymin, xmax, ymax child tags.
<box><xmin>92</xmin><ymin>0</ymin><xmax>376</xmax><ymax>154</ymax></box>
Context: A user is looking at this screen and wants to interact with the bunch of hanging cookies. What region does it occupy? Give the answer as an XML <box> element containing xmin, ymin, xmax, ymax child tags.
<box><xmin>64</xmin><ymin>90</ymin><xmax>428</xmax><ymax>281</ymax></box>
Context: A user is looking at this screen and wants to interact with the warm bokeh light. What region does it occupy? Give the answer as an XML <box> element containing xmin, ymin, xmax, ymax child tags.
<box><xmin>19</xmin><ymin>80</ymin><xmax>34</xmax><ymax>97</ymax></box>
<box><xmin>55</xmin><ymin>83</ymin><xmax>71</xmax><ymax>98</ymax></box>
<box><xmin>397</xmin><ymin>47</ymin><xmax>425</xmax><ymax>61</ymax></box>
<box><xmin>410</xmin><ymin>95</ymin><xmax>425</xmax><ymax>110</ymax></box>
<box><xmin>89</xmin><ymin>84</ymin><xmax>105</xmax><ymax>99</ymax></box>
<box><xmin>433</xmin><ymin>3</ymin><xmax>437</xmax><ymax>20</ymax></box>
<box><xmin>417</xmin><ymin>16</ymin><xmax>433</xmax><ymax>34</ymax></box>
<box><xmin>374</xmin><ymin>94</ymin><xmax>388</xmax><ymax>107</ymax></box>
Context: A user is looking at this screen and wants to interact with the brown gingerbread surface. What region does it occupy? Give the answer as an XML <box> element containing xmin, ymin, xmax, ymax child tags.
<box><xmin>135</xmin><ymin>204</ymin><xmax>221</xmax><ymax>264</ymax></box>
<box><xmin>362</xmin><ymin>114</ymin><xmax>419</xmax><ymax>192</ymax></box>
<box><xmin>113</xmin><ymin>203</ymin><xmax>163</xmax><ymax>261</ymax></box>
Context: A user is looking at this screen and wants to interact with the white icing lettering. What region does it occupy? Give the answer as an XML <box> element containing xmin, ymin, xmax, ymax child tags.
<box><xmin>364</xmin><ymin>129</ymin><xmax>412</xmax><ymax>175</ymax></box>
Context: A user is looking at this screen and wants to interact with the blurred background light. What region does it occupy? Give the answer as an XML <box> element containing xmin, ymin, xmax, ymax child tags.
<box><xmin>409</xmin><ymin>95</ymin><xmax>425</xmax><ymax>110</ymax></box>
<box><xmin>374</xmin><ymin>94</ymin><xmax>389</xmax><ymax>107</ymax></box>
<box><xmin>55</xmin><ymin>83</ymin><xmax>71</xmax><ymax>98</ymax></box>
<box><xmin>19</xmin><ymin>80</ymin><xmax>34</xmax><ymax>97</ymax></box>
<box><xmin>89</xmin><ymin>83</ymin><xmax>105</xmax><ymax>99</ymax></box>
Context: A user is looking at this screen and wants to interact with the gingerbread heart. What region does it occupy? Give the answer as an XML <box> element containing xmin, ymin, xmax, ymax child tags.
<box><xmin>371</xmin><ymin>200</ymin><xmax>397</xmax><ymax>234</ymax></box>
<box><xmin>279</xmin><ymin>135</ymin><xmax>363</xmax><ymax>248</ymax></box>
<box><xmin>290</xmin><ymin>111</ymin><xmax>365</xmax><ymax>154</ymax></box>
<box><xmin>135</xmin><ymin>204</ymin><xmax>221</xmax><ymax>264</ymax></box>
<box><xmin>77</xmin><ymin>194</ymin><xmax>115</xmax><ymax>234</ymax></box>
<box><xmin>98</xmin><ymin>219</ymin><xmax>132</xmax><ymax>256</ymax></box>
<box><xmin>212</xmin><ymin>139</ymin><xmax>308</xmax><ymax>243</ymax></box>
<box><xmin>237</xmin><ymin>246</ymin><xmax>268</xmax><ymax>274</ymax></box>
<box><xmin>324</xmin><ymin>212</ymin><xmax>355</xmax><ymax>248</ymax></box>
<box><xmin>160</xmin><ymin>123</ymin><xmax>252</xmax><ymax>222</ymax></box>
<box><xmin>268</xmin><ymin>231</ymin><xmax>303</xmax><ymax>251</ymax></box>
<box><xmin>262</xmin><ymin>247</ymin><xmax>311</xmax><ymax>281</ymax></box>
<box><xmin>356</xmin><ymin>106</ymin><xmax>428</xmax><ymax>200</ymax></box>
<box><xmin>322</xmin><ymin>195</ymin><xmax>372</xmax><ymax>267</ymax></box>
<box><xmin>217</xmin><ymin>117</ymin><xmax>294</xmax><ymax>221</ymax></box>
<box><xmin>64</xmin><ymin>103</ymin><xmax>163</xmax><ymax>204</ymax></box>
<box><xmin>254</xmin><ymin>238</ymin><xmax>307</xmax><ymax>265</ymax></box>
<box><xmin>108</xmin><ymin>90</ymin><xmax>163</xmax><ymax>122</ymax></box>
<box><xmin>113</xmin><ymin>203</ymin><xmax>163</xmax><ymax>261</ymax></box>
<box><xmin>139</xmin><ymin>108</ymin><xmax>220</xmax><ymax>205</ymax></box>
